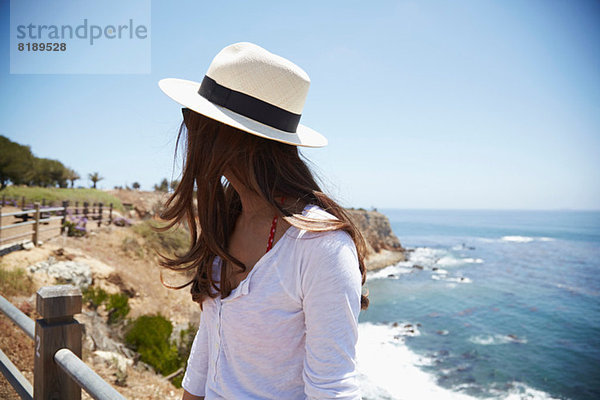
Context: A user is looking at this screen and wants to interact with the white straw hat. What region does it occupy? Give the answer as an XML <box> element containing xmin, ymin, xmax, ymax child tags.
<box><xmin>158</xmin><ymin>42</ymin><xmax>327</xmax><ymax>148</ymax></box>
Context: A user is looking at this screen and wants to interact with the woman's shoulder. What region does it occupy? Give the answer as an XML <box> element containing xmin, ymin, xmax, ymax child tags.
<box><xmin>292</xmin><ymin>204</ymin><xmax>356</xmax><ymax>254</ymax></box>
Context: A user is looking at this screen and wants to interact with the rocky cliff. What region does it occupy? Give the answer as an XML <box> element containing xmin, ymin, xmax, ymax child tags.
<box><xmin>346</xmin><ymin>209</ymin><xmax>406</xmax><ymax>271</ymax></box>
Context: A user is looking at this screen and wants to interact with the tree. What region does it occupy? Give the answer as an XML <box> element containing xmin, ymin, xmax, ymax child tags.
<box><xmin>88</xmin><ymin>172</ymin><xmax>104</xmax><ymax>189</ymax></box>
<box><xmin>154</xmin><ymin>178</ymin><xmax>169</xmax><ymax>192</ymax></box>
<box><xmin>0</xmin><ymin>135</ymin><xmax>34</xmax><ymax>188</ymax></box>
<box><xmin>132</xmin><ymin>182</ymin><xmax>141</xmax><ymax>190</ymax></box>
<box><xmin>170</xmin><ymin>179</ymin><xmax>180</xmax><ymax>191</ymax></box>
<box><xmin>66</xmin><ymin>168</ymin><xmax>80</xmax><ymax>188</ymax></box>
<box><xmin>31</xmin><ymin>158</ymin><xmax>67</xmax><ymax>187</ymax></box>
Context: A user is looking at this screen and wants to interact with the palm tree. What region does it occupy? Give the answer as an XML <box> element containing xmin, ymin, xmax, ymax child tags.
<box><xmin>67</xmin><ymin>168</ymin><xmax>80</xmax><ymax>188</ymax></box>
<box><xmin>88</xmin><ymin>172</ymin><xmax>103</xmax><ymax>189</ymax></box>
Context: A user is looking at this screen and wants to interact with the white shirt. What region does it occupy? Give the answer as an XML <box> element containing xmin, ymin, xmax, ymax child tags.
<box><xmin>181</xmin><ymin>204</ymin><xmax>362</xmax><ymax>399</ymax></box>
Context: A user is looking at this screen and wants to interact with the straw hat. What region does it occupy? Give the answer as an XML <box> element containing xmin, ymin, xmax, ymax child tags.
<box><xmin>158</xmin><ymin>42</ymin><xmax>327</xmax><ymax>147</ymax></box>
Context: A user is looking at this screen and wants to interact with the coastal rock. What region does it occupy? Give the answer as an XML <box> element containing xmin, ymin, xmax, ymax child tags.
<box><xmin>27</xmin><ymin>257</ymin><xmax>93</xmax><ymax>289</ymax></box>
<box><xmin>346</xmin><ymin>208</ymin><xmax>406</xmax><ymax>271</ymax></box>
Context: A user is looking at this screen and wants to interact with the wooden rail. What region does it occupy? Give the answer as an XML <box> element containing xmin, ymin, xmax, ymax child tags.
<box><xmin>0</xmin><ymin>200</ymin><xmax>114</xmax><ymax>249</ymax></box>
<box><xmin>0</xmin><ymin>285</ymin><xmax>127</xmax><ymax>400</ymax></box>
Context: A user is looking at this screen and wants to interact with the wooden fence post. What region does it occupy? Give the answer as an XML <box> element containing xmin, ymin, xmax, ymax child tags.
<box><xmin>34</xmin><ymin>285</ymin><xmax>83</xmax><ymax>400</ymax></box>
<box><xmin>33</xmin><ymin>202</ymin><xmax>40</xmax><ymax>246</ymax></box>
<box><xmin>0</xmin><ymin>200</ymin><xmax>3</xmax><ymax>244</ymax></box>
<box><xmin>61</xmin><ymin>201</ymin><xmax>69</xmax><ymax>234</ymax></box>
<box><xmin>83</xmin><ymin>202</ymin><xmax>89</xmax><ymax>225</ymax></box>
<box><xmin>42</xmin><ymin>198</ymin><xmax>46</xmax><ymax>207</ymax></box>
<box><xmin>21</xmin><ymin>196</ymin><xmax>26</xmax><ymax>209</ymax></box>
<box><xmin>75</xmin><ymin>202</ymin><xmax>79</xmax><ymax>216</ymax></box>
<box><xmin>109</xmin><ymin>203</ymin><xmax>113</xmax><ymax>225</ymax></box>
<box><xmin>2</xmin><ymin>194</ymin><xmax>5</xmax><ymax>206</ymax></box>
<box><xmin>97</xmin><ymin>203</ymin><xmax>103</xmax><ymax>227</ymax></box>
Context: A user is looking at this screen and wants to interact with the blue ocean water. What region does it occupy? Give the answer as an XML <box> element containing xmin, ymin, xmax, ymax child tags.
<box><xmin>356</xmin><ymin>210</ymin><xmax>600</xmax><ymax>400</ymax></box>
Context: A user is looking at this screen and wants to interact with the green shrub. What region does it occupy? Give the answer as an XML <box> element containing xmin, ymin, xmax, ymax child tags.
<box><xmin>121</xmin><ymin>236</ymin><xmax>144</xmax><ymax>258</ymax></box>
<box><xmin>125</xmin><ymin>314</ymin><xmax>181</xmax><ymax>377</ymax></box>
<box><xmin>0</xmin><ymin>263</ymin><xmax>34</xmax><ymax>297</ymax></box>
<box><xmin>132</xmin><ymin>220</ymin><xmax>190</xmax><ymax>257</ymax></box>
<box><xmin>107</xmin><ymin>293</ymin><xmax>130</xmax><ymax>324</ymax></box>
<box><xmin>82</xmin><ymin>286</ymin><xmax>108</xmax><ymax>310</ymax></box>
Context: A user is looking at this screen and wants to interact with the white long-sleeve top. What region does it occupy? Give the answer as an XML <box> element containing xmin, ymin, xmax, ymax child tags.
<box><xmin>181</xmin><ymin>204</ymin><xmax>362</xmax><ymax>399</ymax></box>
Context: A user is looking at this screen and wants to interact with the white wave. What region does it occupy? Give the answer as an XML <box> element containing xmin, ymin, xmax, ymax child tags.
<box><xmin>435</xmin><ymin>256</ymin><xmax>484</xmax><ymax>267</ymax></box>
<box><xmin>501</xmin><ymin>236</ymin><xmax>535</xmax><ymax>243</ymax></box>
<box><xmin>500</xmin><ymin>236</ymin><xmax>555</xmax><ymax>243</ymax></box>
<box><xmin>432</xmin><ymin>268</ymin><xmax>448</xmax><ymax>274</ymax></box>
<box><xmin>435</xmin><ymin>256</ymin><xmax>466</xmax><ymax>267</ymax></box>
<box><xmin>463</xmin><ymin>258</ymin><xmax>483</xmax><ymax>264</ymax></box>
<box><xmin>400</xmin><ymin>247</ymin><xmax>484</xmax><ymax>270</ymax></box>
<box><xmin>357</xmin><ymin>323</ymin><xmax>478</xmax><ymax>400</ymax></box>
<box><xmin>555</xmin><ymin>283</ymin><xmax>599</xmax><ymax>297</ymax></box>
<box><xmin>488</xmin><ymin>381</ymin><xmax>563</xmax><ymax>400</ymax></box>
<box><xmin>448</xmin><ymin>276</ymin><xmax>472</xmax><ymax>283</ymax></box>
<box><xmin>408</xmin><ymin>247</ymin><xmax>447</xmax><ymax>267</ymax></box>
<box><xmin>432</xmin><ymin>275</ymin><xmax>472</xmax><ymax>283</ymax></box>
<box><xmin>504</xmin><ymin>383</ymin><xmax>562</xmax><ymax>400</ymax></box>
<box><xmin>368</xmin><ymin>263</ymin><xmax>414</xmax><ymax>280</ymax></box>
<box><xmin>469</xmin><ymin>334</ymin><xmax>527</xmax><ymax>345</ymax></box>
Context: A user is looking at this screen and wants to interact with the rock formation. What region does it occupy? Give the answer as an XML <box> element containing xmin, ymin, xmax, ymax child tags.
<box><xmin>346</xmin><ymin>209</ymin><xmax>406</xmax><ymax>271</ymax></box>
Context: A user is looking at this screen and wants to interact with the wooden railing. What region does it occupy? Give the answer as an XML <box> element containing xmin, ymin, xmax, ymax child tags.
<box><xmin>0</xmin><ymin>200</ymin><xmax>114</xmax><ymax>250</ymax></box>
<box><xmin>0</xmin><ymin>285</ymin><xmax>127</xmax><ymax>400</ymax></box>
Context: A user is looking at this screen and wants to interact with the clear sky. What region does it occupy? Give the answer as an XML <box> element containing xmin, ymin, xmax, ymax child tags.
<box><xmin>1</xmin><ymin>0</ymin><xmax>599</xmax><ymax>210</ymax></box>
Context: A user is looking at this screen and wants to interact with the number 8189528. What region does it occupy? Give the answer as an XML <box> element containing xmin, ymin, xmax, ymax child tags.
<box><xmin>18</xmin><ymin>42</ymin><xmax>67</xmax><ymax>51</ymax></box>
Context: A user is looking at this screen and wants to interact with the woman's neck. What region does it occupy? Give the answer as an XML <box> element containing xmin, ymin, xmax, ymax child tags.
<box><xmin>224</xmin><ymin>173</ymin><xmax>277</xmax><ymax>223</ymax></box>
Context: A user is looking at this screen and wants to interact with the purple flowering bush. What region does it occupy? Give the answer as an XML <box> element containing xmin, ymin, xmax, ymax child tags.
<box><xmin>63</xmin><ymin>214</ymin><xmax>88</xmax><ymax>237</ymax></box>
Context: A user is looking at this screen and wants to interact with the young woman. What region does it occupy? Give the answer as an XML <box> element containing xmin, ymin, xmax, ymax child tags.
<box><xmin>157</xmin><ymin>42</ymin><xmax>368</xmax><ymax>400</ymax></box>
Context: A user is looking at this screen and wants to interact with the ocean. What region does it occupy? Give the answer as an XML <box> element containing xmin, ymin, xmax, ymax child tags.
<box><xmin>356</xmin><ymin>209</ymin><xmax>600</xmax><ymax>400</ymax></box>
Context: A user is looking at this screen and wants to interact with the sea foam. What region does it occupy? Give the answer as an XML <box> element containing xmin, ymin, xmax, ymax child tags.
<box><xmin>501</xmin><ymin>236</ymin><xmax>535</xmax><ymax>243</ymax></box>
<box><xmin>357</xmin><ymin>324</ymin><xmax>554</xmax><ymax>399</ymax></box>
<box><xmin>357</xmin><ymin>323</ymin><xmax>478</xmax><ymax>400</ymax></box>
<box><xmin>469</xmin><ymin>334</ymin><xmax>527</xmax><ymax>345</ymax></box>
<box><xmin>500</xmin><ymin>236</ymin><xmax>555</xmax><ymax>243</ymax></box>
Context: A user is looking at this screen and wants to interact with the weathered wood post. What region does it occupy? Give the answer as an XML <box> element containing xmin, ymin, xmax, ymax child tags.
<box><xmin>2</xmin><ymin>194</ymin><xmax>5</xmax><ymax>206</ymax></box>
<box><xmin>109</xmin><ymin>203</ymin><xmax>113</xmax><ymax>225</ymax></box>
<box><xmin>75</xmin><ymin>202</ymin><xmax>79</xmax><ymax>216</ymax></box>
<box><xmin>34</xmin><ymin>285</ymin><xmax>82</xmax><ymax>400</ymax></box>
<box><xmin>42</xmin><ymin>198</ymin><xmax>46</xmax><ymax>207</ymax></box>
<box><xmin>0</xmin><ymin>200</ymin><xmax>3</xmax><ymax>244</ymax></box>
<box><xmin>83</xmin><ymin>202</ymin><xmax>89</xmax><ymax>228</ymax></box>
<box><xmin>21</xmin><ymin>196</ymin><xmax>26</xmax><ymax>209</ymax></box>
<box><xmin>33</xmin><ymin>202</ymin><xmax>40</xmax><ymax>246</ymax></box>
<box><xmin>61</xmin><ymin>201</ymin><xmax>69</xmax><ymax>235</ymax></box>
<box><xmin>97</xmin><ymin>203</ymin><xmax>103</xmax><ymax>227</ymax></box>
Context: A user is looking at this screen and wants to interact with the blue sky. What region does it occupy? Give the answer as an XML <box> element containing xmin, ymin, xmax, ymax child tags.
<box><xmin>1</xmin><ymin>0</ymin><xmax>598</xmax><ymax>210</ymax></box>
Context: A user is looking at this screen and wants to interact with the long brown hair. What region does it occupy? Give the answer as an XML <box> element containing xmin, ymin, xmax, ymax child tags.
<box><xmin>157</xmin><ymin>109</ymin><xmax>369</xmax><ymax>310</ymax></box>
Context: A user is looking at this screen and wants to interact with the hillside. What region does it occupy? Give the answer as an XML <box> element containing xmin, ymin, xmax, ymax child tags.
<box><xmin>0</xmin><ymin>190</ymin><xmax>405</xmax><ymax>399</ymax></box>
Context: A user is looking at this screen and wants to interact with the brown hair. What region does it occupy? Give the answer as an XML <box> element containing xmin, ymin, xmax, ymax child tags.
<box><xmin>157</xmin><ymin>109</ymin><xmax>369</xmax><ymax>310</ymax></box>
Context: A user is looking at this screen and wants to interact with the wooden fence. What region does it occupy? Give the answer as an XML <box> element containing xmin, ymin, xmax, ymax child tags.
<box><xmin>0</xmin><ymin>285</ymin><xmax>127</xmax><ymax>399</ymax></box>
<box><xmin>0</xmin><ymin>197</ymin><xmax>114</xmax><ymax>249</ymax></box>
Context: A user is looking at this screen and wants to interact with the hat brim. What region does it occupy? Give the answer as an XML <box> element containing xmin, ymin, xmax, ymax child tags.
<box><xmin>158</xmin><ymin>78</ymin><xmax>327</xmax><ymax>148</ymax></box>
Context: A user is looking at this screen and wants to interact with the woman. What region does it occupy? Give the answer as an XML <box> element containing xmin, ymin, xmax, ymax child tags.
<box><xmin>157</xmin><ymin>42</ymin><xmax>368</xmax><ymax>400</ymax></box>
